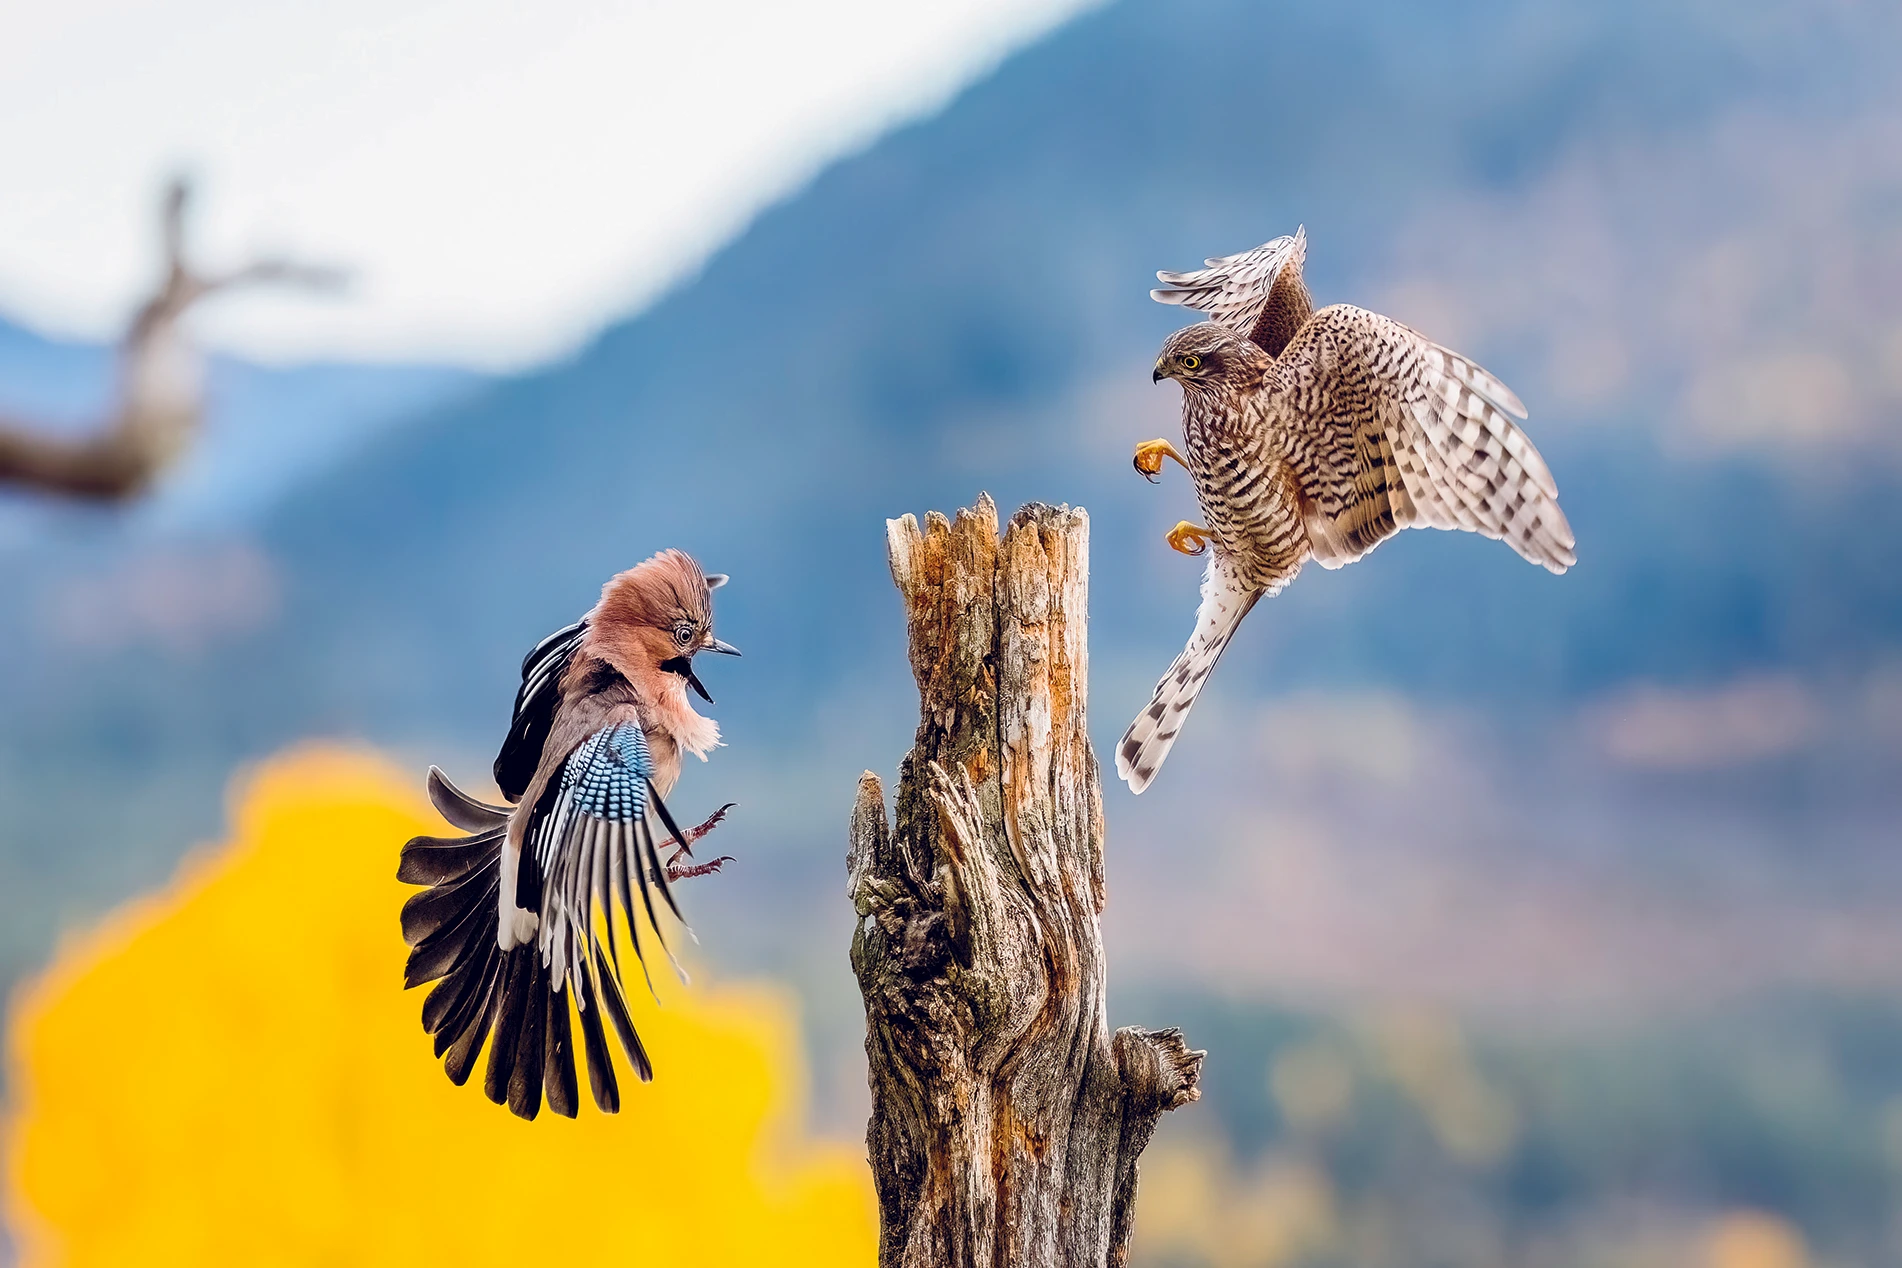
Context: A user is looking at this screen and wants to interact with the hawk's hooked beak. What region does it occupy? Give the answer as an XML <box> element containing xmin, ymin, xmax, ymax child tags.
<box><xmin>1152</xmin><ymin>361</ymin><xmax>1168</xmax><ymax>384</ymax></box>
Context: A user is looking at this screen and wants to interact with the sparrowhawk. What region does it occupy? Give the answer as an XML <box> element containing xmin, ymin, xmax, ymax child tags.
<box><xmin>1119</xmin><ymin>228</ymin><xmax>1575</xmax><ymax>793</ymax></box>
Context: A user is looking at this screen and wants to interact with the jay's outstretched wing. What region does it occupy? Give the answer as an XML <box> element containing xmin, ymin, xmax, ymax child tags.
<box><xmin>493</xmin><ymin>618</ymin><xmax>587</xmax><ymax>803</ymax></box>
<box><xmin>401</xmin><ymin>717</ymin><xmax>695</xmax><ymax>1120</ymax></box>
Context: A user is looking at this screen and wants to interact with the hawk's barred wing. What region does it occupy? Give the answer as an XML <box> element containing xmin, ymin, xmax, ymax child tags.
<box><xmin>1152</xmin><ymin>227</ymin><xmax>1310</xmax><ymax>355</ymax></box>
<box><xmin>1276</xmin><ymin>305</ymin><xmax>1575</xmax><ymax>575</ymax></box>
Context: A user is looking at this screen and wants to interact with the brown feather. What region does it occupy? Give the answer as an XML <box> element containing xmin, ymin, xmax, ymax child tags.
<box><xmin>406</xmin><ymin>876</ymin><xmax>497</xmax><ymax>990</ymax></box>
<box><xmin>576</xmin><ymin>960</ymin><xmax>621</xmax><ymax>1112</ymax></box>
<box><xmin>507</xmin><ymin>955</ymin><xmax>548</xmax><ymax>1120</ymax></box>
<box><xmin>441</xmin><ymin>959</ymin><xmax>502</xmax><ymax>1086</ymax></box>
<box><xmin>399</xmin><ymin>863</ymin><xmax>492</xmax><ymax>949</ymax></box>
<box><xmin>594</xmin><ymin>942</ymin><xmax>653</xmax><ymax>1082</ymax></box>
<box><xmin>397</xmin><ymin>828</ymin><xmax>501</xmax><ymax>886</ymax></box>
<box><xmin>484</xmin><ymin>948</ymin><xmax>534</xmax><ymax>1107</ymax></box>
<box><xmin>543</xmin><ymin>986</ymin><xmax>580</xmax><ymax>1119</ymax></box>
<box><xmin>421</xmin><ymin>927</ymin><xmax>497</xmax><ymax>1036</ymax></box>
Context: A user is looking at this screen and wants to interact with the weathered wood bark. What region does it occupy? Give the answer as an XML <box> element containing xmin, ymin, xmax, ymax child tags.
<box><xmin>848</xmin><ymin>494</ymin><xmax>1203</xmax><ymax>1267</ymax></box>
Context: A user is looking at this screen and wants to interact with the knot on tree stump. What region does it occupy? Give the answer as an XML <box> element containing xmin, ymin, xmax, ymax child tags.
<box><xmin>848</xmin><ymin>493</ymin><xmax>1203</xmax><ymax>1268</ymax></box>
<box><xmin>1115</xmin><ymin>1025</ymin><xmax>1205</xmax><ymax>1115</ymax></box>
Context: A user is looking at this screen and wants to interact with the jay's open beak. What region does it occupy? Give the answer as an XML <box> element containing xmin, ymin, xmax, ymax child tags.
<box><xmin>666</xmin><ymin>638</ymin><xmax>739</xmax><ymax>704</ymax></box>
<box><xmin>662</xmin><ymin>649</ymin><xmax>730</xmax><ymax>703</ymax></box>
<box><xmin>682</xmin><ymin>638</ymin><xmax>740</xmax><ymax>702</ymax></box>
<box><xmin>685</xmin><ymin>668</ymin><xmax>715</xmax><ymax>704</ymax></box>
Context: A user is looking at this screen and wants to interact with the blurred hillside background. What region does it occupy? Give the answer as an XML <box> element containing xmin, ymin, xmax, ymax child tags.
<box><xmin>3</xmin><ymin>0</ymin><xmax>1901</xmax><ymax>1264</ymax></box>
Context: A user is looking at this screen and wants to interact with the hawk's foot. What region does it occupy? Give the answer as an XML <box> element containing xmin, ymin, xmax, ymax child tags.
<box><xmin>1133</xmin><ymin>438</ymin><xmax>1189</xmax><ymax>483</ymax></box>
<box><xmin>1167</xmin><ymin>521</ymin><xmax>1213</xmax><ymax>556</ymax></box>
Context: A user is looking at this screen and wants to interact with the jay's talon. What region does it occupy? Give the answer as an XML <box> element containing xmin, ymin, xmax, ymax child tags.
<box><xmin>666</xmin><ymin>854</ymin><xmax>736</xmax><ymax>883</ymax></box>
<box><xmin>1133</xmin><ymin>438</ymin><xmax>1187</xmax><ymax>483</ymax></box>
<box><xmin>1167</xmin><ymin>521</ymin><xmax>1213</xmax><ymax>556</ymax></box>
<box><xmin>660</xmin><ymin>803</ymin><xmax>736</xmax><ymax>880</ymax></box>
<box><xmin>680</xmin><ymin>802</ymin><xmax>735</xmax><ymax>850</ymax></box>
<box><xmin>665</xmin><ymin>803</ymin><xmax>736</xmax><ymax>862</ymax></box>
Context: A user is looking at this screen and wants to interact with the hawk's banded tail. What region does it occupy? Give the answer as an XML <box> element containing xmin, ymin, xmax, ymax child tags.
<box><xmin>1117</xmin><ymin>554</ymin><xmax>1260</xmax><ymax>794</ymax></box>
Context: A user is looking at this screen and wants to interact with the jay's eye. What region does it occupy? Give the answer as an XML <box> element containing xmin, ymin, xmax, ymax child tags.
<box><xmin>672</xmin><ymin>622</ymin><xmax>695</xmax><ymax>648</ymax></box>
<box><xmin>1181</xmin><ymin>354</ymin><xmax>1201</xmax><ymax>370</ymax></box>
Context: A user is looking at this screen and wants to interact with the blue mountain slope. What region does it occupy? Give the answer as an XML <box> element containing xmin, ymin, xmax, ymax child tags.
<box><xmin>255</xmin><ymin>0</ymin><xmax>1901</xmax><ymax>734</ymax></box>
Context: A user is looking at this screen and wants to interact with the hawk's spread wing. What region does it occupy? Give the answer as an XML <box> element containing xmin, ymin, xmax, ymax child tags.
<box><xmin>1153</xmin><ymin>227</ymin><xmax>1309</xmax><ymax>354</ymax></box>
<box><xmin>1275</xmin><ymin>304</ymin><xmax>1576</xmax><ymax>574</ymax></box>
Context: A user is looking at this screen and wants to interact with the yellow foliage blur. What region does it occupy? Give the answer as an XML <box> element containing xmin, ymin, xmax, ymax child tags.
<box><xmin>4</xmin><ymin>747</ymin><xmax>875</xmax><ymax>1266</ymax></box>
<box><xmin>1368</xmin><ymin>1008</ymin><xmax>1515</xmax><ymax>1164</ymax></box>
<box><xmin>1132</xmin><ymin>1138</ymin><xmax>1338</xmax><ymax>1268</ymax></box>
<box><xmin>1705</xmin><ymin>1211</ymin><xmax>1811</xmax><ymax>1268</ymax></box>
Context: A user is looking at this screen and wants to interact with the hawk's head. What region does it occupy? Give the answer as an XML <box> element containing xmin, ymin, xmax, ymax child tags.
<box><xmin>1152</xmin><ymin>323</ymin><xmax>1267</xmax><ymax>391</ymax></box>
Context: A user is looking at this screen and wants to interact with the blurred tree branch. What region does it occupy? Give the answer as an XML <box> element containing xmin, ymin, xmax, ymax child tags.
<box><xmin>0</xmin><ymin>176</ymin><xmax>347</xmax><ymax>501</ymax></box>
<box><xmin>849</xmin><ymin>494</ymin><xmax>1203</xmax><ymax>1267</ymax></box>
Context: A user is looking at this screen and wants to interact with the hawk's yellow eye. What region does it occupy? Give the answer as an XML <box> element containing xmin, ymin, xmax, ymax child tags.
<box><xmin>1181</xmin><ymin>355</ymin><xmax>1201</xmax><ymax>370</ymax></box>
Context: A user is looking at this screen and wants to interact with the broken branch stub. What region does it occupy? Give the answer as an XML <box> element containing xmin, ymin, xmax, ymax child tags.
<box><xmin>0</xmin><ymin>176</ymin><xmax>346</xmax><ymax>502</ymax></box>
<box><xmin>848</xmin><ymin>493</ymin><xmax>1203</xmax><ymax>1267</ymax></box>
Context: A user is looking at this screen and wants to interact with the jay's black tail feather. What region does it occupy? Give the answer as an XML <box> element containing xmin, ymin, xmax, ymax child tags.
<box><xmin>399</xmin><ymin>766</ymin><xmax>653</xmax><ymax>1121</ymax></box>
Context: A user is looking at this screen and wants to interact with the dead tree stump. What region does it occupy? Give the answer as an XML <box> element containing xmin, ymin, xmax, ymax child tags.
<box><xmin>847</xmin><ymin>494</ymin><xmax>1203</xmax><ymax>1267</ymax></box>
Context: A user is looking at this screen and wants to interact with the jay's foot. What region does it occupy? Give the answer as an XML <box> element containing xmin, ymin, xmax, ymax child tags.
<box><xmin>658</xmin><ymin>803</ymin><xmax>737</xmax><ymax>883</ymax></box>
<box><xmin>665</xmin><ymin>851</ymin><xmax>735</xmax><ymax>882</ymax></box>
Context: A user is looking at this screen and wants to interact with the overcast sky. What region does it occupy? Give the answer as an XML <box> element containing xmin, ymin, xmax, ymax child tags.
<box><xmin>0</xmin><ymin>0</ymin><xmax>1093</xmax><ymax>369</ymax></box>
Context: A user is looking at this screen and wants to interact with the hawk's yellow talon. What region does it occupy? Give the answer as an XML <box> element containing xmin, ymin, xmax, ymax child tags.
<box><xmin>1133</xmin><ymin>438</ymin><xmax>1188</xmax><ymax>483</ymax></box>
<box><xmin>1167</xmin><ymin>521</ymin><xmax>1213</xmax><ymax>556</ymax></box>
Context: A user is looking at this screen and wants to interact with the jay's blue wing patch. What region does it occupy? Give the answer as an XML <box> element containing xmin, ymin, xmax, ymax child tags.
<box><xmin>564</xmin><ymin>723</ymin><xmax>652</xmax><ymax>822</ymax></box>
<box><xmin>525</xmin><ymin>719</ymin><xmax>689</xmax><ymax>1023</ymax></box>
